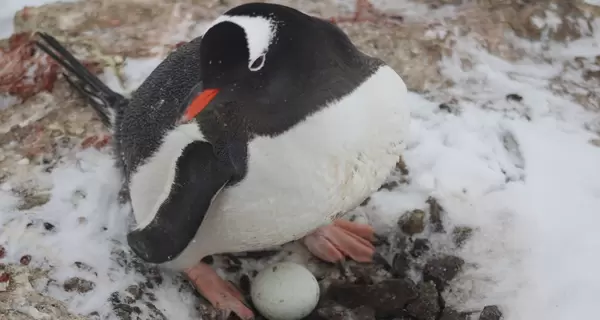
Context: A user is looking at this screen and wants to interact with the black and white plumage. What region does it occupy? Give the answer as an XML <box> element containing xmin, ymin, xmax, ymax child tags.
<box><xmin>36</xmin><ymin>2</ymin><xmax>410</xmax><ymax>318</ymax></box>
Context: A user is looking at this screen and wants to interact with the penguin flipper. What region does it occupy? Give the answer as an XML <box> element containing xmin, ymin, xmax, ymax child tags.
<box><xmin>126</xmin><ymin>141</ymin><xmax>234</xmax><ymax>264</ymax></box>
<box><xmin>34</xmin><ymin>32</ymin><xmax>127</xmax><ymax>128</ymax></box>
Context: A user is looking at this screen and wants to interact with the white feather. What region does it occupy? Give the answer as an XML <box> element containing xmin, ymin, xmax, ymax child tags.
<box><xmin>206</xmin><ymin>14</ymin><xmax>277</xmax><ymax>71</ymax></box>
<box><xmin>129</xmin><ymin>123</ymin><xmax>205</xmax><ymax>230</ymax></box>
<box><xmin>165</xmin><ymin>65</ymin><xmax>411</xmax><ymax>270</ymax></box>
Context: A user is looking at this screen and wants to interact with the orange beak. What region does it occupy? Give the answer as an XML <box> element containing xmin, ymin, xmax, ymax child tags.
<box><xmin>180</xmin><ymin>88</ymin><xmax>220</xmax><ymax>123</ymax></box>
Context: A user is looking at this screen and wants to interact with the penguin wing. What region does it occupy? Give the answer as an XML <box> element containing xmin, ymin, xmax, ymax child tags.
<box><xmin>126</xmin><ymin>141</ymin><xmax>234</xmax><ymax>264</ymax></box>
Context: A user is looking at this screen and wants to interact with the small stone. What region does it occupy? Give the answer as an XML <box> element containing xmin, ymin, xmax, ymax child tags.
<box><xmin>410</xmin><ymin>238</ymin><xmax>431</xmax><ymax>258</ymax></box>
<box><xmin>325</xmin><ymin>279</ymin><xmax>418</xmax><ymax>318</ymax></box>
<box><xmin>452</xmin><ymin>226</ymin><xmax>474</xmax><ymax>248</ymax></box>
<box><xmin>405</xmin><ymin>281</ymin><xmax>440</xmax><ymax>320</ymax></box>
<box><xmin>506</xmin><ymin>93</ymin><xmax>523</xmax><ymax>102</ymax></box>
<box><xmin>441</xmin><ymin>308</ymin><xmax>469</xmax><ymax>320</ymax></box>
<box><xmin>479</xmin><ymin>305</ymin><xmax>503</xmax><ymax>320</ymax></box>
<box><xmin>427</xmin><ymin>197</ymin><xmax>445</xmax><ymax>233</ymax></box>
<box><xmin>439</xmin><ymin>103</ymin><xmax>452</xmax><ymax>112</ymax></box>
<box><xmin>20</xmin><ymin>254</ymin><xmax>31</xmax><ymax>265</ymax></box>
<box><xmin>423</xmin><ymin>255</ymin><xmax>465</xmax><ymax>289</ymax></box>
<box><xmin>379</xmin><ymin>181</ymin><xmax>399</xmax><ymax>191</ymax></box>
<box><xmin>398</xmin><ymin>209</ymin><xmax>426</xmax><ymax>235</ymax></box>
<box><xmin>74</xmin><ymin>261</ymin><xmax>94</xmax><ymax>272</ymax></box>
<box><xmin>63</xmin><ymin>277</ymin><xmax>96</xmax><ymax>293</ymax></box>
<box><xmin>392</xmin><ymin>252</ymin><xmax>410</xmax><ymax>278</ymax></box>
<box><xmin>43</xmin><ymin>222</ymin><xmax>55</xmax><ymax>231</ymax></box>
<box><xmin>125</xmin><ymin>284</ymin><xmax>143</xmax><ymax>300</ymax></box>
<box><xmin>0</xmin><ymin>246</ymin><xmax>5</xmax><ymax>259</ymax></box>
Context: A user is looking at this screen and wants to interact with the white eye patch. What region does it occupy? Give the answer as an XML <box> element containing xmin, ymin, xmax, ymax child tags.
<box><xmin>207</xmin><ymin>14</ymin><xmax>277</xmax><ymax>72</ymax></box>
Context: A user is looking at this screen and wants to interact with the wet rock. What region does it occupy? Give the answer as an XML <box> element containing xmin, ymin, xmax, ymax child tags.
<box><xmin>427</xmin><ymin>197</ymin><xmax>445</xmax><ymax>233</ymax></box>
<box><xmin>125</xmin><ymin>284</ymin><xmax>143</xmax><ymax>300</ymax></box>
<box><xmin>410</xmin><ymin>238</ymin><xmax>431</xmax><ymax>258</ymax></box>
<box><xmin>19</xmin><ymin>255</ymin><xmax>31</xmax><ymax>266</ymax></box>
<box><xmin>423</xmin><ymin>255</ymin><xmax>465</xmax><ymax>289</ymax></box>
<box><xmin>324</xmin><ymin>279</ymin><xmax>418</xmax><ymax>318</ymax></box>
<box><xmin>43</xmin><ymin>222</ymin><xmax>55</xmax><ymax>231</ymax></box>
<box><xmin>441</xmin><ymin>308</ymin><xmax>469</xmax><ymax>320</ymax></box>
<box><xmin>392</xmin><ymin>252</ymin><xmax>410</xmax><ymax>278</ymax></box>
<box><xmin>452</xmin><ymin>226</ymin><xmax>474</xmax><ymax>248</ymax></box>
<box><xmin>398</xmin><ymin>209</ymin><xmax>426</xmax><ymax>235</ymax></box>
<box><xmin>505</xmin><ymin>93</ymin><xmax>523</xmax><ymax>102</ymax></box>
<box><xmin>63</xmin><ymin>277</ymin><xmax>95</xmax><ymax>293</ymax></box>
<box><xmin>405</xmin><ymin>281</ymin><xmax>440</xmax><ymax>320</ymax></box>
<box><xmin>480</xmin><ymin>305</ymin><xmax>503</xmax><ymax>320</ymax></box>
<box><xmin>309</xmin><ymin>303</ymin><xmax>376</xmax><ymax>320</ymax></box>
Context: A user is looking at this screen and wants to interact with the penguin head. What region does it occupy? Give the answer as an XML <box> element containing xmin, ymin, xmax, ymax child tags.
<box><xmin>178</xmin><ymin>2</ymin><xmax>367</xmax><ymax>129</ymax></box>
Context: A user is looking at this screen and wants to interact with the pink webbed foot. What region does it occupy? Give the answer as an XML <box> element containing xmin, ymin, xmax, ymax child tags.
<box><xmin>303</xmin><ymin>219</ymin><xmax>377</xmax><ymax>263</ymax></box>
<box><xmin>185</xmin><ymin>262</ymin><xmax>254</xmax><ymax>320</ymax></box>
<box><xmin>328</xmin><ymin>0</ymin><xmax>403</xmax><ymax>26</ymax></box>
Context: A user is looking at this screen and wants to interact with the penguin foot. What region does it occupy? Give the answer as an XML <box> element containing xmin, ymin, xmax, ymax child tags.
<box><xmin>185</xmin><ymin>262</ymin><xmax>254</xmax><ymax>320</ymax></box>
<box><xmin>302</xmin><ymin>219</ymin><xmax>376</xmax><ymax>263</ymax></box>
<box><xmin>329</xmin><ymin>0</ymin><xmax>403</xmax><ymax>25</ymax></box>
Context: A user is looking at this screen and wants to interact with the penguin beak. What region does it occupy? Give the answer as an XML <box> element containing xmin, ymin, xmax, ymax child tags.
<box><xmin>178</xmin><ymin>86</ymin><xmax>220</xmax><ymax>124</ymax></box>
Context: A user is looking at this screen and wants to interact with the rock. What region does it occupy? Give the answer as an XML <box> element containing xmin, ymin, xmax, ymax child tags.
<box><xmin>125</xmin><ymin>284</ymin><xmax>143</xmax><ymax>300</ymax></box>
<box><xmin>505</xmin><ymin>93</ymin><xmax>523</xmax><ymax>102</ymax></box>
<box><xmin>19</xmin><ymin>255</ymin><xmax>31</xmax><ymax>266</ymax></box>
<box><xmin>441</xmin><ymin>308</ymin><xmax>469</xmax><ymax>320</ymax></box>
<box><xmin>309</xmin><ymin>304</ymin><xmax>376</xmax><ymax>320</ymax></box>
<box><xmin>63</xmin><ymin>277</ymin><xmax>95</xmax><ymax>293</ymax></box>
<box><xmin>410</xmin><ymin>238</ymin><xmax>431</xmax><ymax>258</ymax></box>
<box><xmin>423</xmin><ymin>255</ymin><xmax>465</xmax><ymax>289</ymax></box>
<box><xmin>405</xmin><ymin>281</ymin><xmax>440</xmax><ymax>320</ymax></box>
<box><xmin>427</xmin><ymin>197</ymin><xmax>445</xmax><ymax>233</ymax></box>
<box><xmin>0</xmin><ymin>245</ymin><xmax>5</xmax><ymax>259</ymax></box>
<box><xmin>325</xmin><ymin>279</ymin><xmax>418</xmax><ymax>318</ymax></box>
<box><xmin>392</xmin><ymin>252</ymin><xmax>410</xmax><ymax>278</ymax></box>
<box><xmin>452</xmin><ymin>226</ymin><xmax>474</xmax><ymax>248</ymax></box>
<box><xmin>379</xmin><ymin>180</ymin><xmax>400</xmax><ymax>191</ymax></box>
<box><xmin>396</xmin><ymin>156</ymin><xmax>409</xmax><ymax>175</ymax></box>
<box><xmin>480</xmin><ymin>305</ymin><xmax>503</xmax><ymax>320</ymax></box>
<box><xmin>43</xmin><ymin>222</ymin><xmax>55</xmax><ymax>231</ymax></box>
<box><xmin>399</xmin><ymin>209</ymin><xmax>426</xmax><ymax>235</ymax></box>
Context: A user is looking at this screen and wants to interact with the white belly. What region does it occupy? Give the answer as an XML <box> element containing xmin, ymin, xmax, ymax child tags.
<box><xmin>167</xmin><ymin>65</ymin><xmax>410</xmax><ymax>270</ymax></box>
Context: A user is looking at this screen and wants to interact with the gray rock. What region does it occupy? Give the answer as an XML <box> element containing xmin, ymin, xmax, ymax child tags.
<box><xmin>423</xmin><ymin>255</ymin><xmax>465</xmax><ymax>289</ymax></box>
<box><xmin>63</xmin><ymin>277</ymin><xmax>95</xmax><ymax>293</ymax></box>
<box><xmin>325</xmin><ymin>279</ymin><xmax>418</xmax><ymax>318</ymax></box>
<box><xmin>480</xmin><ymin>305</ymin><xmax>503</xmax><ymax>320</ymax></box>
<box><xmin>398</xmin><ymin>209</ymin><xmax>426</xmax><ymax>235</ymax></box>
<box><xmin>392</xmin><ymin>252</ymin><xmax>410</xmax><ymax>278</ymax></box>
<box><xmin>410</xmin><ymin>238</ymin><xmax>431</xmax><ymax>258</ymax></box>
<box><xmin>405</xmin><ymin>281</ymin><xmax>439</xmax><ymax>320</ymax></box>
<box><xmin>441</xmin><ymin>308</ymin><xmax>469</xmax><ymax>320</ymax></box>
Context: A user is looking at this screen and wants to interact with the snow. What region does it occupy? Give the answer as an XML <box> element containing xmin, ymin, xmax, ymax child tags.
<box><xmin>2</xmin><ymin>1</ymin><xmax>600</xmax><ymax>320</ymax></box>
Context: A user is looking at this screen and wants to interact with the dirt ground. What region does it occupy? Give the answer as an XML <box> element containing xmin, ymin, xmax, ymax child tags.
<box><xmin>0</xmin><ymin>0</ymin><xmax>599</xmax><ymax>319</ymax></box>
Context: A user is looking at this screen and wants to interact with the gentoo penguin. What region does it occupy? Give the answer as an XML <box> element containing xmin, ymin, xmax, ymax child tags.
<box><xmin>35</xmin><ymin>2</ymin><xmax>410</xmax><ymax>319</ymax></box>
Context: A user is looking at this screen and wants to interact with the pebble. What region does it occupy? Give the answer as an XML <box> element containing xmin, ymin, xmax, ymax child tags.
<box><xmin>398</xmin><ymin>209</ymin><xmax>426</xmax><ymax>235</ymax></box>
<box><xmin>19</xmin><ymin>255</ymin><xmax>31</xmax><ymax>266</ymax></box>
<box><xmin>479</xmin><ymin>305</ymin><xmax>503</xmax><ymax>320</ymax></box>
<box><xmin>410</xmin><ymin>238</ymin><xmax>431</xmax><ymax>258</ymax></box>
<box><xmin>63</xmin><ymin>277</ymin><xmax>96</xmax><ymax>293</ymax></box>
<box><xmin>423</xmin><ymin>255</ymin><xmax>465</xmax><ymax>289</ymax></box>
<box><xmin>405</xmin><ymin>281</ymin><xmax>440</xmax><ymax>320</ymax></box>
<box><xmin>452</xmin><ymin>226</ymin><xmax>474</xmax><ymax>248</ymax></box>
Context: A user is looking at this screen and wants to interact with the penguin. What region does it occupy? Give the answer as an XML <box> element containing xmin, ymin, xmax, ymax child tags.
<box><xmin>35</xmin><ymin>2</ymin><xmax>410</xmax><ymax>319</ymax></box>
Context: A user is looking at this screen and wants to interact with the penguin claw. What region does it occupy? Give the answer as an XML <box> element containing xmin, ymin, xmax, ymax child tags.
<box><xmin>303</xmin><ymin>219</ymin><xmax>376</xmax><ymax>264</ymax></box>
<box><xmin>185</xmin><ymin>262</ymin><xmax>254</xmax><ymax>320</ymax></box>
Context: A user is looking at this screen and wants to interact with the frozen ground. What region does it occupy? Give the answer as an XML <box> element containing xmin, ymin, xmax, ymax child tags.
<box><xmin>2</xmin><ymin>0</ymin><xmax>600</xmax><ymax>320</ymax></box>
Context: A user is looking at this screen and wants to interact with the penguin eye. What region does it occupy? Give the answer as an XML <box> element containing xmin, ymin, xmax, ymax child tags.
<box><xmin>249</xmin><ymin>54</ymin><xmax>266</xmax><ymax>71</ymax></box>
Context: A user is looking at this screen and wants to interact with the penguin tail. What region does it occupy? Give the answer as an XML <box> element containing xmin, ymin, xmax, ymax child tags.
<box><xmin>34</xmin><ymin>32</ymin><xmax>127</xmax><ymax>129</ymax></box>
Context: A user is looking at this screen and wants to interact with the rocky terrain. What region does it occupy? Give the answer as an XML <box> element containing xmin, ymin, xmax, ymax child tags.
<box><xmin>1</xmin><ymin>0</ymin><xmax>599</xmax><ymax>319</ymax></box>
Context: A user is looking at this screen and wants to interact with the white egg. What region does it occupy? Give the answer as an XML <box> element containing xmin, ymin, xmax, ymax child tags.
<box><xmin>251</xmin><ymin>261</ymin><xmax>320</xmax><ymax>320</ymax></box>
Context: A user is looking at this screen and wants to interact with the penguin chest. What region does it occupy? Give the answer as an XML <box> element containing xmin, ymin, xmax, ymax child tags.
<box><xmin>197</xmin><ymin>66</ymin><xmax>410</xmax><ymax>255</ymax></box>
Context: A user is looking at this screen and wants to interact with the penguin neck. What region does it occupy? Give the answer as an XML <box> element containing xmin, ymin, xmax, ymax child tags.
<box><xmin>129</xmin><ymin>123</ymin><xmax>206</xmax><ymax>230</ymax></box>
